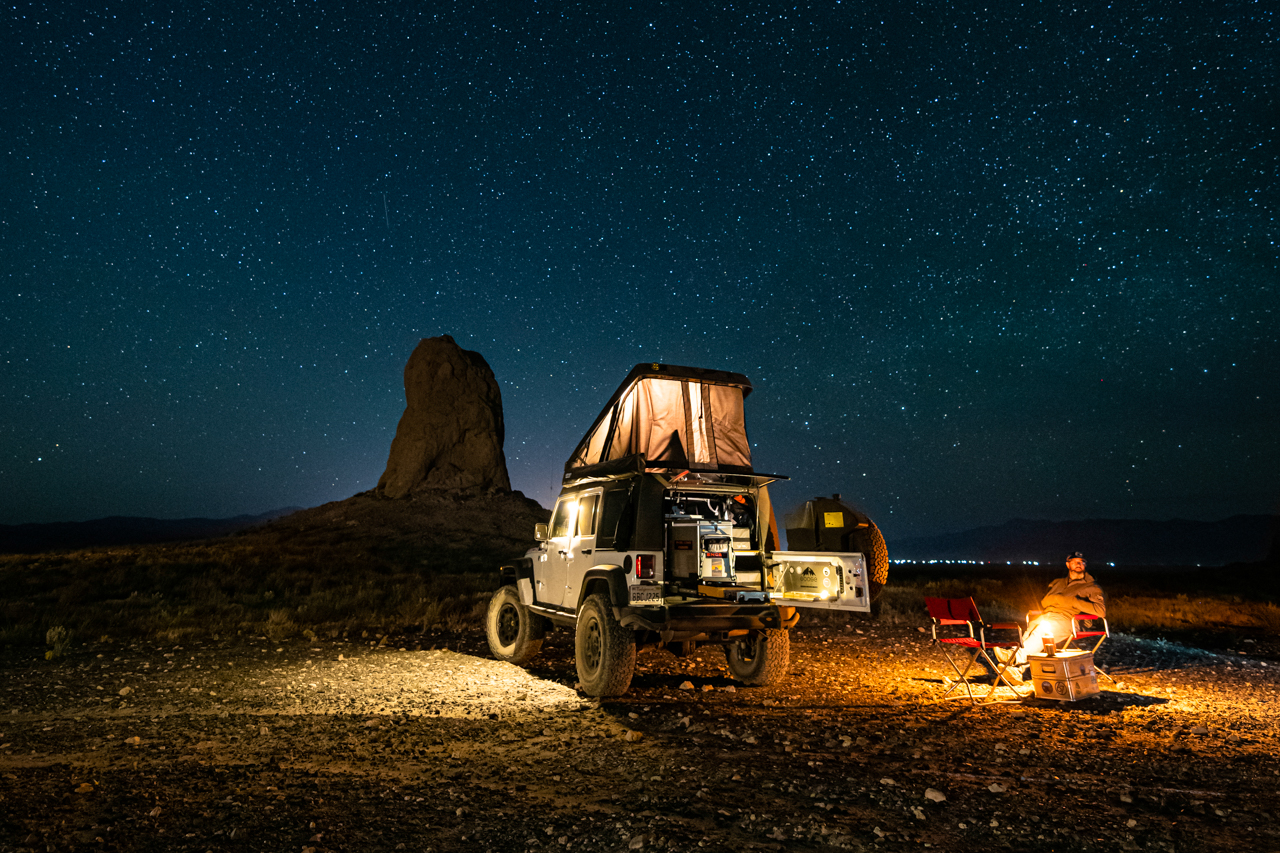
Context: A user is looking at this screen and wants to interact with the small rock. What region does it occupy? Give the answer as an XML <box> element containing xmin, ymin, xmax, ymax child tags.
<box><xmin>75</xmin><ymin>782</ymin><xmax>94</xmax><ymax>794</ymax></box>
<box><xmin>124</xmin><ymin>736</ymin><xmax>142</xmax><ymax>746</ymax></box>
<box><xmin>723</xmin><ymin>685</ymin><xmax>736</xmax><ymax>693</ymax></box>
<box><xmin>924</xmin><ymin>788</ymin><xmax>946</xmax><ymax>803</ymax></box>
<box><xmin>1189</xmin><ymin>725</ymin><xmax>1209</xmax><ymax>736</ymax></box>
<box><xmin>624</xmin><ymin>730</ymin><xmax>643</xmax><ymax>743</ymax></box>
<box><xmin>994</xmin><ymin>743</ymin><xmax>1007</xmax><ymax>751</ymax></box>
<box><xmin>911</xmin><ymin>806</ymin><xmax>925</xmax><ymax>820</ymax></box>
<box><xmin>989</xmin><ymin>819</ymin><xmax>999</xmax><ymax>828</ymax></box>
<box><xmin>259</xmin><ymin>726</ymin><xmax>270</xmax><ymax>735</ymax></box>
<box><xmin>118</xmin><ymin>687</ymin><xmax>133</xmax><ymax>697</ymax></box>
<box><xmin>148</xmin><ymin>807</ymin><xmax>162</xmax><ymax>818</ymax></box>
<box><xmin>678</xmin><ymin>681</ymin><xmax>695</xmax><ymax>691</ymax></box>
<box><xmin>880</xmin><ymin>777</ymin><xmax>896</xmax><ymax>786</ymax></box>
<box><xmin>1126</xmin><ymin>819</ymin><xmax>1138</xmax><ymax>828</ymax></box>
<box><xmin>988</xmin><ymin>783</ymin><xmax>1006</xmax><ymax>793</ymax></box>
<box><xmin>628</xmin><ymin>836</ymin><xmax>647</xmax><ymax>849</ymax></box>
<box><xmin>1119</xmin><ymin>792</ymin><xmax>1133</xmax><ymax>804</ymax></box>
<box><xmin>701</xmin><ymin>684</ymin><xmax>714</xmax><ymax>692</ymax></box>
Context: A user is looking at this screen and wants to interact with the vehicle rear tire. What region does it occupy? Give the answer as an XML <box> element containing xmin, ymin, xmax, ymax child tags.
<box><xmin>724</xmin><ymin>628</ymin><xmax>790</xmax><ymax>686</ymax></box>
<box><xmin>849</xmin><ymin>518</ymin><xmax>889</xmax><ymax>601</ymax></box>
<box><xmin>485</xmin><ymin>585</ymin><xmax>545</xmax><ymax>665</ymax></box>
<box><xmin>575</xmin><ymin>592</ymin><xmax>636</xmax><ymax>697</ymax></box>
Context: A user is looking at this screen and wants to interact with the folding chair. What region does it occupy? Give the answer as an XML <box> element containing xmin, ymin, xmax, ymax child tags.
<box><xmin>1067</xmin><ymin>614</ymin><xmax>1115</xmax><ymax>683</ymax></box>
<box><xmin>925</xmin><ymin>597</ymin><xmax>1027</xmax><ymax>704</ymax></box>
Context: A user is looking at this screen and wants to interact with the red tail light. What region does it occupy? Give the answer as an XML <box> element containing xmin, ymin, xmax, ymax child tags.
<box><xmin>636</xmin><ymin>554</ymin><xmax>655</xmax><ymax>579</ymax></box>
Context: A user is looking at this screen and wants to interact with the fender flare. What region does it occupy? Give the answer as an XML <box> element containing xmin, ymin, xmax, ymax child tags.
<box><xmin>499</xmin><ymin>557</ymin><xmax>535</xmax><ymax>586</ymax></box>
<box><xmin>500</xmin><ymin>557</ymin><xmax>538</xmax><ymax>605</ymax></box>
<box><xmin>575</xmin><ymin>566</ymin><xmax>629</xmax><ymax>614</ymax></box>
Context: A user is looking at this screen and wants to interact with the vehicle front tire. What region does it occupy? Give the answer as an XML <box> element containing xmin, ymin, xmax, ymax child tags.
<box><xmin>724</xmin><ymin>628</ymin><xmax>790</xmax><ymax>686</ymax></box>
<box><xmin>485</xmin><ymin>585</ymin><xmax>546</xmax><ymax>665</ymax></box>
<box><xmin>575</xmin><ymin>592</ymin><xmax>637</xmax><ymax>697</ymax></box>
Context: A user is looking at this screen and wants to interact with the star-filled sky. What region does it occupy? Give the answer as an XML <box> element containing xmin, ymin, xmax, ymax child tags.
<box><xmin>3</xmin><ymin>1</ymin><xmax>1276</xmax><ymax>537</ymax></box>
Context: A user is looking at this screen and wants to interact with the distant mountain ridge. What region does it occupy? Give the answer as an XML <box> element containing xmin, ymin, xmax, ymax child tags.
<box><xmin>888</xmin><ymin>514</ymin><xmax>1279</xmax><ymax>566</ymax></box>
<box><xmin>0</xmin><ymin>508</ymin><xmax>303</xmax><ymax>554</ymax></box>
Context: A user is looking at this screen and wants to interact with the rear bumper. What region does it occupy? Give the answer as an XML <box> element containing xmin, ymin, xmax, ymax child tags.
<box><xmin>618</xmin><ymin>602</ymin><xmax>799</xmax><ymax>635</ymax></box>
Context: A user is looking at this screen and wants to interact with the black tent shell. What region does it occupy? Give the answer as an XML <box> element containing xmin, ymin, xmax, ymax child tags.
<box><xmin>564</xmin><ymin>363</ymin><xmax>757</xmax><ymax>480</ymax></box>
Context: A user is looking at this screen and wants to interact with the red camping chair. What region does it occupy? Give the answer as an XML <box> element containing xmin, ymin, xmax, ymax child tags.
<box><xmin>1068</xmin><ymin>614</ymin><xmax>1114</xmax><ymax>683</ymax></box>
<box><xmin>925</xmin><ymin>597</ymin><xmax>1028</xmax><ymax>703</ymax></box>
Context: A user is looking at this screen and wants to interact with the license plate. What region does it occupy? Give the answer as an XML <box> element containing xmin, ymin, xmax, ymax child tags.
<box><xmin>629</xmin><ymin>585</ymin><xmax>662</xmax><ymax>604</ymax></box>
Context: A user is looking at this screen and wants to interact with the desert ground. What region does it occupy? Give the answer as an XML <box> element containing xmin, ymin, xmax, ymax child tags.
<box><xmin>3</xmin><ymin>618</ymin><xmax>1278</xmax><ymax>853</ymax></box>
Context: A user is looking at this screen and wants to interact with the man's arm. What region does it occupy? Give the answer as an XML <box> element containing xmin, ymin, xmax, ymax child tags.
<box><xmin>1074</xmin><ymin>587</ymin><xmax>1106</xmax><ymax>618</ymax></box>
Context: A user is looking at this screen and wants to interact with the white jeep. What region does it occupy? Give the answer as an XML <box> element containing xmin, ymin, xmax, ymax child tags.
<box><xmin>485</xmin><ymin>363</ymin><xmax>888</xmax><ymax>697</ymax></box>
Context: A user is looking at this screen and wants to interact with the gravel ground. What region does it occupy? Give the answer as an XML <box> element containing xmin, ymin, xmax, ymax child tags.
<box><xmin>2</xmin><ymin>624</ymin><xmax>1278</xmax><ymax>852</ymax></box>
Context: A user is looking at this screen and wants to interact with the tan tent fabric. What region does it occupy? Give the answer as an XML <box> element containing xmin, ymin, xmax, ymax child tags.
<box><xmin>566</xmin><ymin>366</ymin><xmax>754</xmax><ymax>475</ymax></box>
<box><xmin>709</xmin><ymin>383</ymin><xmax>750</xmax><ymax>469</ymax></box>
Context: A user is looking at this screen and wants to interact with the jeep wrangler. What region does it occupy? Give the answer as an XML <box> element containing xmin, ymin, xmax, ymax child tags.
<box><xmin>485</xmin><ymin>363</ymin><xmax>888</xmax><ymax>697</ymax></box>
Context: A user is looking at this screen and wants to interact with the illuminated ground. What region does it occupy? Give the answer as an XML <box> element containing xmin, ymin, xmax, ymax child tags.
<box><xmin>1</xmin><ymin>625</ymin><xmax>1276</xmax><ymax>852</ymax></box>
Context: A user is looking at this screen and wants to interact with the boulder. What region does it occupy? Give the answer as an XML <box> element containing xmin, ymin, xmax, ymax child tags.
<box><xmin>376</xmin><ymin>336</ymin><xmax>512</xmax><ymax>498</ymax></box>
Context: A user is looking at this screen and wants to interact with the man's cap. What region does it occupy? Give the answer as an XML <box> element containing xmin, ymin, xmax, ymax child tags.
<box><xmin>1066</xmin><ymin>551</ymin><xmax>1087</xmax><ymax>563</ymax></box>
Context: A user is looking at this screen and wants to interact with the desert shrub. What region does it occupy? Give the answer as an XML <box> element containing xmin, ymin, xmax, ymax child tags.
<box><xmin>45</xmin><ymin>625</ymin><xmax>72</xmax><ymax>660</ymax></box>
<box><xmin>265</xmin><ymin>608</ymin><xmax>298</xmax><ymax>641</ymax></box>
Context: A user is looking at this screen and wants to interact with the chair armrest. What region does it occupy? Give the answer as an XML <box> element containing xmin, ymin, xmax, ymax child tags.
<box><xmin>988</xmin><ymin>622</ymin><xmax>1023</xmax><ymax>631</ymax></box>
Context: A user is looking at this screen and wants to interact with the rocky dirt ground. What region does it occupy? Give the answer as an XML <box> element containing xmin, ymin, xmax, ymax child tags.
<box><xmin>2</xmin><ymin>622</ymin><xmax>1278</xmax><ymax>853</ymax></box>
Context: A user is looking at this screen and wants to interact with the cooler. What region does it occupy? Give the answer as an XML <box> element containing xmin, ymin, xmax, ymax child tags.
<box><xmin>1027</xmin><ymin>649</ymin><xmax>1100</xmax><ymax>701</ymax></box>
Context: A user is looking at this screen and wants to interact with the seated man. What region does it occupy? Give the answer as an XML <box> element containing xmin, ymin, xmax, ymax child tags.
<box><xmin>1014</xmin><ymin>551</ymin><xmax>1106</xmax><ymax>666</ymax></box>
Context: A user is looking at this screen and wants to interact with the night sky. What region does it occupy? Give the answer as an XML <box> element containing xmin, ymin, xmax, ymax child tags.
<box><xmin>3</xmin><ymin>2</ymin><xmax>1276</xmax><ymax>538</ymax></box>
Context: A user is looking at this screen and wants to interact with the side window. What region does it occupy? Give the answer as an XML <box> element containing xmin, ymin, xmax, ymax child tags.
<box><xmin>549</xmin><ymin>499</ymin><xmax>574</xmax><ymax>539</ymax></box>
<box><xmin>596</xmin><ymin>488</ymin><xmax>630</xmax><ymax>550</ymax></box>
<box><xmin>577</xmin><ymin>494</ymin><xmax>600</xmax><ymax>537</ymax></box>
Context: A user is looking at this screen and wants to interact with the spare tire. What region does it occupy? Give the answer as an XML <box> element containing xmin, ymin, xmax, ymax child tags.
<box><xmin>848</xmin><ymin>518</ymin><xmax>889</xmax><ymax>601</ymax></box>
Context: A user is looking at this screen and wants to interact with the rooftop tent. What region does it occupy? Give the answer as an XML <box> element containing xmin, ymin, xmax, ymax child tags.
<box><xmin>565</xmin><ymin>364</ymin><xmax>755</xmax><ymax>478</ymax></box>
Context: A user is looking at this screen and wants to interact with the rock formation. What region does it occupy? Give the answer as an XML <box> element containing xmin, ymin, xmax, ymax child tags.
<box><xmin>376</xmin><ymin>336</ymin><xmax>512</xmax><ymax>498</ymax></box>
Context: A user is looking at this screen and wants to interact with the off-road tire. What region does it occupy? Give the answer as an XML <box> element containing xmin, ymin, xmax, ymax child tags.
<box><xmin>850</xmin><ymin>518</ymin><xmax>889</xmax><ymax>601</ymax></box>
<box><xmin>724</xmin><ymin>628</ymin><xmax>790</xmax><ymax>686</ymax></box>
<box><xmin>575</xmin><ymin>592</ymin><xmax>637</xmax><ymax>697</ymax></box>
<box><xmin>485</xmin><ymin>585</ymin><xmax>546</xmax><ymax>665</ymax></box>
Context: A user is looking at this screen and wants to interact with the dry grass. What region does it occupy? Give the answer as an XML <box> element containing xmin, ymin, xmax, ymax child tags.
<box><xmin>0</xmin><ymin>523</ymin><xmax>513</xmax><ymax>650</ymax></box>
<box><xmin>4</xmin><ymin>522</ymin><xmax>1277</xmax><ymax>655</ymax></box>
<box><xmin>867</xmin><ymin>564</ymin><xmax>1280</xmax><ymax>642</ymax></box>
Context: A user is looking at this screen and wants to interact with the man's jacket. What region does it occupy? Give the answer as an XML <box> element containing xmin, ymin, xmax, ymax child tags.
<box><xmin>1040</xmin><ymin>572</ymin><xmax>1106</xmax><ymax>618</ymax></box>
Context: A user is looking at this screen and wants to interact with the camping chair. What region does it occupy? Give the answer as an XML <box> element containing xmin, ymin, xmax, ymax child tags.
<box><xmin>925</xmin><ymin>597</ymin><xmax>1028</xmax><ymax>704</ymax></box>
<box><xmin>1025</xmin><ymin>610</ymin><xmax>1114</xmax><ymax>683</ymax></box>
<box><xmin>1068</xmin><ymin>614</ymin><xmax>1114</xmax><ymax>683</ymax></box>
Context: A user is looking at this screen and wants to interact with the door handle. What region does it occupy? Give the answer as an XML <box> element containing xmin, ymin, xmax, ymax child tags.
<box><xmin>581</xmin><ymin>549</ymin><xmax>592</xmax><ymax>555</ymax></box>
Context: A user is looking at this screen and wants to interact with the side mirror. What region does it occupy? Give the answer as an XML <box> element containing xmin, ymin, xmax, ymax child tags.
<box><xmin>534</xmin><ymin>523</ymin><xmax>548</xmax><ymax>542</ymax></box>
